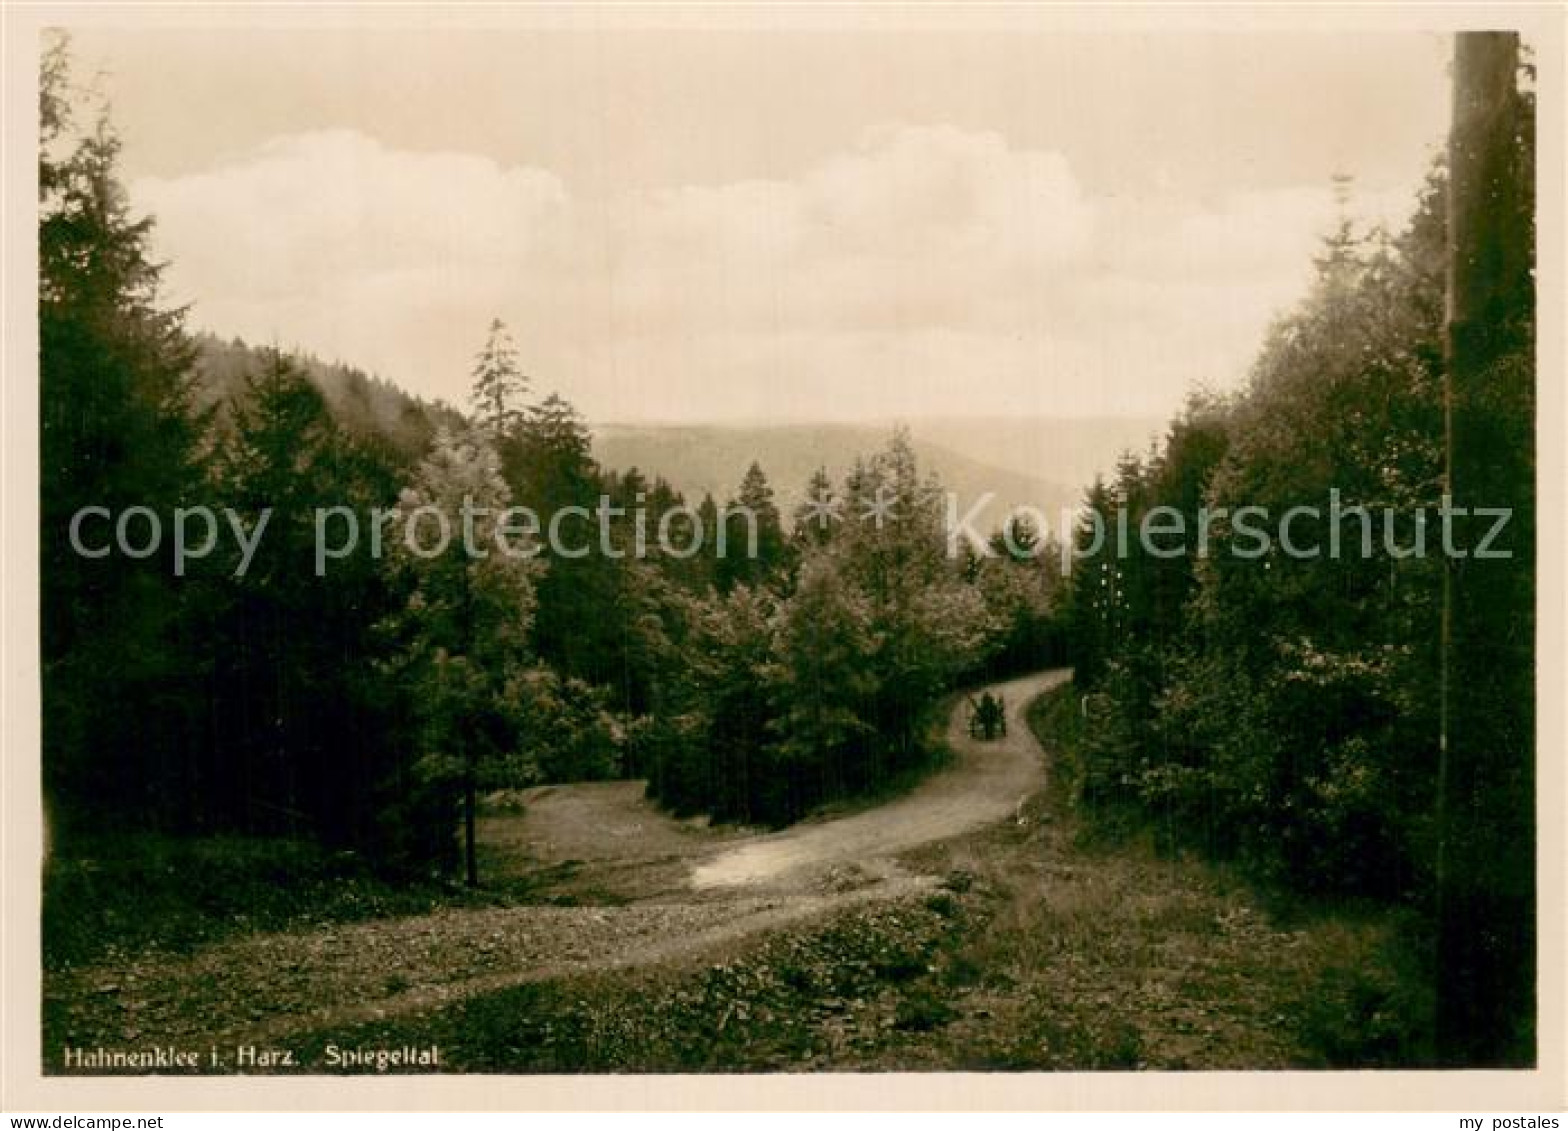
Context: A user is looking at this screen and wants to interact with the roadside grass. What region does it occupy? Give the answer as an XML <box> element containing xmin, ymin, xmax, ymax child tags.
<box><xmin>44</xmin><ymin>680</ymin><xmax>1435</xmax><ymax>1071</ymax></box>
<box><xmin>274</xmin><ymin>827</ymin><xmax>1417</xmax><ymax>1071</ymax></box>
<box><xmin>42</xmin><ymin>690</ymin><xmax>965</xmax><ymax>974</ymax></box>
<box><xmin>901</xmin><ymin>819</ymin><xmax>1428</xmax><ymax>1069</ymax></box>
<box><xmin>898</xmin><ymin>685</ymin><xmax>1435</xmax><ymax>1070</ymax></box>
<box><xmin>284</xmin><ymin>892</ymin><xmax>971</xmax><ymax>1073</ymax></box>
<box><xmin>42</xmin><ymin>833</ymin><xmax>528</xmax><ymax>972</ymax></box>
<box><xmin>980</xmin><ymin>684</ymin><xmax>1436</xmax><ymax>1068</ymax></box>
<box><xmin>272</xmin><ymin>684</ymin><xmax>1433</xmax><ymax>1073</ymax></box>
<box><xmin>45</xmin><ymin>779</ymin><xmax>710</xmax><ymax>971</ymax></box>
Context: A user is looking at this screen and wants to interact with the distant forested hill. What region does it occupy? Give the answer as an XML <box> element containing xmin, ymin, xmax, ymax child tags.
<box><xmin>192</xmin><ymin>334</ymin><xmax>1147</xmax><ymax>538</ymax></box>
<box><xmin>592</xmin><ymin>421</ymin><xmax>1087</xmax><ymax>536</ymax></box>
<box><xmin>191</xmin><ymin>333</ymin><xmax>463</xmax><ymax>461</ymax></box>
<box><xmin>909</xmin><ymin>416</ymin><xmax>1165</xmax><ymax>495</ymax></box>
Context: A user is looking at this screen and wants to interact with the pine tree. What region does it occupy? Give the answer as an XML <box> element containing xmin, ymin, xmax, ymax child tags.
<box><xmin>792</xmin><ymin>466</ymin><xmax>838</xmax><ymax>547</ymax></box>
<box><xmin>205</xmin><ymin>349</ymin><xmax>404</xmax><ymax>842</ymax></box>
<box><xmin>716</xmin><ymin>462</ymin><xmax>787</xmax><ymax>591</ymax></box>
<box><xmin>39</xmin><ymin>37</ymin><xmax>206</xmax><ymax>835</ymax></box>
<box><xmin>769</xmin><ymin>555</ymin><xmax>880</xmax><ymax>816</ymax></box>
<box><xmin>836</xmin><ymin>432</ymin><xmax>987</xmax><ymax>766</ymax></box>
<box><xmin>384</xmin><ymin>426</ymin><xmax>543</xmax><ymax>885</ymax></box>
<box><xmin>509</xmin><ymin>391</ymin><xmax>598</xmax><ymax>515</ymax></box>
<box><xmin>989</xmin><ymin>513</ymin><xmax>1040</xmax><ymax>561</ymax></box>
<box><xmin>469</xmin><ymin>318</ymin><xmax>528</xmax><ymax>438</ymax></box>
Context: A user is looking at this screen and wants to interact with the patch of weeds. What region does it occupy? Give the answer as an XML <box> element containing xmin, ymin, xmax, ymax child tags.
<box><xmin>778</xmin><ymin>961</ymin><xmax>815</xmax><ymax>993</ymax></box>
<box><xmin>1293</xmin><ymin>946</ymin><xmax>1434</xmax><ymax>1067</ymax></box>
<box><xmin>924</xmin><ymin>892</ymin><xmax>958</xmax><ymax>918</ymax></box>
<box><xmin>1004</xmin><ymin>1010</ymin><xmax>1144</xmax><ymax>1070</ymax></box>
<box><xmin>872</xmin><ymin>950</ymin><xmax>929</xmax><ymax>984</ymax></box>
<box><xmin>894</xmin><ymin>990</ymin><xmax>957</xmax><ymax>1032</ymax></box>
<box><xmin>941</xmin><ymin>952</ymin><xmax>985</xmax><ymax>989</ymax></box>
<box><xmin>42</xmin><ymin>833</ymin><xmax>500</xmax><ymax>970</ymax></box>
<box><xmin>1096</xmin><ymin>1019</ymin><xmax>1145</xmax><ymax>1068</ymax></box>
<box><xmin>942</xmin><ymin>869</ymin><xmax>975</xmax><ymax>894</ymax></box>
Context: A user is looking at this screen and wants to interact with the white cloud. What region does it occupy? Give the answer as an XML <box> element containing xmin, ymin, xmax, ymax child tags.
<box><xmin>141</xmin><ymin>130</ymin><xmax>570</xmax><ymax>291</ymax></box>
<box><xmin>132</xmin><ymin>124</ymin><xmax>1423</xmax><ymax>423</ymax></box>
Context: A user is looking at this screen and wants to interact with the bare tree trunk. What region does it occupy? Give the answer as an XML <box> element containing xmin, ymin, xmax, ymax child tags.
<box><xmin>1436</xmin><ymin>30</ymin><xmax>1535</xmax><ymax>1067</ymax></box>
<box><xmin>464</xmin><ymin>761</ymin><xmax>478</xmax><ymax>888</ymax></box>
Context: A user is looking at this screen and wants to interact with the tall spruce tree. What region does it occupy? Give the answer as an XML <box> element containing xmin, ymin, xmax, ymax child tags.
<box><xmin>716</xmin><ymin>462</ymin><xmax>787</xmax><ymax>591</ymax></box>
<box><xmin>39</xmin><ymin>36</ymin><xmax>206</xmax><ymax>835</ymax></box>
<box><xmin>383</xmin><ymin>427</ymin><xmax>542</xmax><ymax>885</ymax></box>
<box><xmin>469</xmin><ymin>318</ymin><xmax>527</xmax><ymax>438</ymax></box>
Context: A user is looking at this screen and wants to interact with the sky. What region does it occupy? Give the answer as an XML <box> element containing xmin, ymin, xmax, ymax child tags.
<box><xmin>67</xmin><ymin>25</ymin><xmax>1453</xmax><ymax>424</ymax></box>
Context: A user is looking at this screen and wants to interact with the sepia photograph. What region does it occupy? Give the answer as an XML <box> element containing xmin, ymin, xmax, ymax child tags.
<box><xmin>2</xmin><ymin>1</ymin><xmax>1563</xmax><ymax>1116</ymax></box>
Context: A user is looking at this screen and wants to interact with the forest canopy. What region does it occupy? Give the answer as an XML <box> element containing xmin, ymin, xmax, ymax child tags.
<box><xmin>37</xmin><ymin>31</ymin><xmax>1535</xmax><ymax>1068</ymax></box>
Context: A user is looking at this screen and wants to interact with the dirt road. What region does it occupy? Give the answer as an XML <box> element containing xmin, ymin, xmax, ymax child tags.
<box><xmin>45</xmin><ymin>670</ymin><xmax>1067</xmax><ymax>1060</ymax></box>
<box><xmin>691</xmin><ymin>669</ymin><xmax>1067</xmax><ymax>889</ymax></box>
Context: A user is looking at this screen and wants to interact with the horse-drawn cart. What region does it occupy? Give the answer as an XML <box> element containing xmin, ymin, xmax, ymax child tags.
<box><xmin>967</xmin><ymin>692</ymin><xmax>1007</xmax><ymax>740</ymax></box>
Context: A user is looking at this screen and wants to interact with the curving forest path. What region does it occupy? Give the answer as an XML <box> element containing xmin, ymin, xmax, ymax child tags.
<box><xmin>44</xmin><ymin>670</ymin><xmax>1068</xmax><ymax>1062</ymax></box>
<box><xmin>691</xmin><ymin>668</ymin><xmax>1067</xmax><ymax>889</ymax></box>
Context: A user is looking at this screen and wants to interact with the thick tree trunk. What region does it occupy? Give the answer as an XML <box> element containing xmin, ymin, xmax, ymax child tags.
<box><xmin>1436</xmin><ymin>30</ymin><xmax>1535</xmax><ymax>1067</ymax></box>
<box><xmin>464</xmin><ymin>768</ymin><xmax>478</xmax><ymax>888</ymax></box>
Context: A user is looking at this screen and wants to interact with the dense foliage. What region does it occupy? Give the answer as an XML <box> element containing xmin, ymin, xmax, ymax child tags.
<box><xmin>39</xmin><ymin>40</ymin><xmax>1060</xmax><ymax>879</ymax></box>
<box><xmin>640</xmin><ymin>432</ymin><xmax>1059</xmax><ymax>825</ymax></box>
<box><xmin>38</xmin><ymin>27</ymin><xmax>1535</xmax><ymax>1070</ymax></box>
<box><xmin>1060</xmin><ymin>47</ymin><xmax>1534</xmax><ymax>1063</ymax></box>
<box><xmin>1065</xmin><ymin>198</ymin><xmax>1455</xmax><ymax>899</ymax></box>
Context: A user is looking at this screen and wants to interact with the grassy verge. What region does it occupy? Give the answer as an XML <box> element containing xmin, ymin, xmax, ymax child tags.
<box><xmin>1018</xmin><ymin>682</ymin><xmax>1436</xmax><ymax>1067</ymax></box>
<box><xmin>42</xmin><ymin>833</ymin><xmax>525</xmax><ymax>971</ymax></box>
<box><xmin>263</xmin><ymin>684</ymin><xmax>1435</xmax><ymax>1072</ymax></box>
<box><xmin>1027</xmin><ymin>678</ymin><xmax>1089</xmax><ymax>813</ymax></box>
<box><xmin>46</xmin><ymin>683</ymin><xmax>1436</xmax><ymax>1070</ymax></box>
<box><xmin>280</xmin><ymin>887</ymin><xmax>971</xmax><ymax>1073</ymax></box>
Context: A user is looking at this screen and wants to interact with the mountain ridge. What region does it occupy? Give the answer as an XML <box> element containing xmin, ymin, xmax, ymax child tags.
<box><xmin>591</xmin><ymin>421</ymin><xmax>1089</xmax><ymax>538</ymax></box>
<box><xmin>191</xmin><ymin>335</ymin><xmax>1155</xmax><ymax>536</ymax></box>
